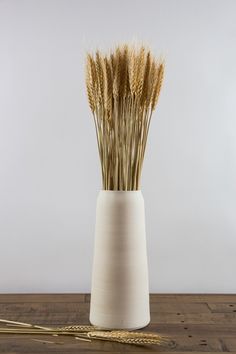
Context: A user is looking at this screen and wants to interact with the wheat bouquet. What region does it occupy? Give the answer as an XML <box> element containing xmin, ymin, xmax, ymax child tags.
<box><xmin>86</xmin><ymin>44</ymin><xmax>164</xmax><ymax>190</ymax></box>
<box><xmin>86</xmin><ymin>44</ymin><xmax>164</xmax><ymax>330</ymax></box>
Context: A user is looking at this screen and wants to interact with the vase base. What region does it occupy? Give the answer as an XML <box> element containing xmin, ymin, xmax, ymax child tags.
<box><xmin>89</xmin><ymin>318</ymin><xmax>150</xmax><ymax>331</ymax></box>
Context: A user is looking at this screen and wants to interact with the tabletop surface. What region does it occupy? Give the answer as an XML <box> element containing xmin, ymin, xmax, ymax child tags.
<box><xmin>0</xmin><ymin>293</ymin><xmax>236</xmax><ymax>353</ymax></box>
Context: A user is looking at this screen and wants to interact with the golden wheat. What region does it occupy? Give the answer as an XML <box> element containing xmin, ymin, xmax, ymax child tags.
<box><xmin>86</xmin><ymin>44</ymin><xmax>164</xmax><ymax>190</ymax></box>
<box><xmin>0</xmin><ymin>318</ymin><xmax>173</xmax><ymax>347</ymax></box>
<box><xmin>87</xmin><ymin>330</ymin><xmax>170</xmax><ymax>345</ymax></box>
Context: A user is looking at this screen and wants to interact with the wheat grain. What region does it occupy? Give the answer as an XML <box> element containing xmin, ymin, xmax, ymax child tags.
<box><xmin>151</xmin><ymin>62</ymin><xmax>165</xmax><ymax>110</ymax></box>
<box><xmin>87</xmin><ymin>330</ymin><xmax>168</xmax><ymax>345</ymax></box>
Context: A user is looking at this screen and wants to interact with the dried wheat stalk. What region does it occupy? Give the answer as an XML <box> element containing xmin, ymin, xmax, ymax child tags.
<box><xmin>86</xmin><ymin>44</ymin><xmax>164</xmax><ymax>190</ymax></box>
<box><xmin>0</xmin><ymin>318</ymin><xmax>173</xmax><ymax>347</ymax></box>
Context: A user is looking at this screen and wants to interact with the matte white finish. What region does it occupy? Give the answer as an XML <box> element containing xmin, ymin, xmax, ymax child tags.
<box><xmin>0</xmin><ymin>0</ymin><xmax>236</xmax><ymax>293</ymax></box>
<box><xmin>90</xmin><ymin>191</ymin><xmax>150</xmax><ymax>329</ymax></box>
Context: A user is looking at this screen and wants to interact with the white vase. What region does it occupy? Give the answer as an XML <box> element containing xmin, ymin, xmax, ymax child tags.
<box><xmin>89</xmin><ymin>190</ymin><xmax>150</xmax><ymax>330</ymax></box>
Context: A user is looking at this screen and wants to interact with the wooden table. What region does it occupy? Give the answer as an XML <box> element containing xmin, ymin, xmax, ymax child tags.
<box><xmin>0</xmin><ymin>294</ymin><xmax>236</xmax><ymax>353</ymax></box>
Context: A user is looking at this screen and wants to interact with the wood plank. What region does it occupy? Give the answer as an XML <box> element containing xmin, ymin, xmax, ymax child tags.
<box><xmin>207</xmin><ymin>303</ymin><xmax>236</xmax><ymax>313</ymax></box>
<box><xmin>147</xmin><ymin>323</ymin><xmax>236</xmax><ymax>337</ymax></box>
<box><xmin>150</xmin><ymin>302</ymin><xmax>211</xmax><ymax>313</ymax></box>
<box><xmin>0</xmin><ymin>335</ymin><xmax>230</xmax><ymax>353</ymax></box>
<box><xmin>0</xmin><ymin>294</ymin><xmax>86</xmax><ymax>303</ymax></box>
<box><xmin>150</xmin><ymin>312</ymin><xmax>236</xmax><ymax>324</ymax></box>
<box><xmin>149</xmin><ymin>294</ymin><xmax>236</xmax><ymax>304</ymax></box>
<box><xmin>1</xmin><ymin>293</ymin><xmax>236</xmax><ymax>303</ymax></box>
<box><xmin>0</xmin><ymin>302</ymin><xmax>89</xmax><ymax>314</ymax></box>
<box><xmin>0</xmin><ymin>313</ymin><xmax>90</xmax><ymax>325</ymax></box>
<box><xmin>221</xmin><ymin>337</ymin><xmax>236</xmax><ymax>352</ymax></box>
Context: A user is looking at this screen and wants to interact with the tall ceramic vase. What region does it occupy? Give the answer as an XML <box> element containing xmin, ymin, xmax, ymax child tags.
<box><xmin>89</xmin><ymin>190</ymin><xmax>150</xmax><ymax>330</ymax></box>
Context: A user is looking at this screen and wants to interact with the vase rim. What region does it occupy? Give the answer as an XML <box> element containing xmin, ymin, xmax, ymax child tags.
<box><xmin>100</xmin><ymin>190</ymin><xmax>142</xmax><ymax>193</ymax></box>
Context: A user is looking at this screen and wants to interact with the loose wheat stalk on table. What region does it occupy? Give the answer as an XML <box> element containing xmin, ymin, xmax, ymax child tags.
<box><xmin>86</xmin><ymin>44</ymin><xmax>164</xmax><ymax>190</ymax></box>
<box><xmin>0</xmin><ymin>318</ymin><xmax>175</xmax><ymax>347</ymax></box>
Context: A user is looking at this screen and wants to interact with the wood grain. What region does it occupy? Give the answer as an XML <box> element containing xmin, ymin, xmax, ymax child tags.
<box><xmin>0</xmin><ymin>294</ymin><xmax>235</xmax><ymax>353</ymax></box>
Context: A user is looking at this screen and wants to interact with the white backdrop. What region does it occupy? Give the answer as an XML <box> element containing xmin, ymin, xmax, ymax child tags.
<box><xmin>0</xmin><ymin>0</ymin><xmax>236</xmax><ymax>293</ymax></box>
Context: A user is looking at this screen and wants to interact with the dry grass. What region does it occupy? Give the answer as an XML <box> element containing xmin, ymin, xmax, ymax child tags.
<box><xmin>86</xmin><ymin>44</ymin><xmax>164</xmax><ymax>190</ymax></box>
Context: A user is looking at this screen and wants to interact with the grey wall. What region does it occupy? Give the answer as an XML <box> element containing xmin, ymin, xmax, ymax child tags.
<box><xmin>0</xmin><ymin>0</ymin><xmax>236</xmax><ymax>293</ymax></box>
